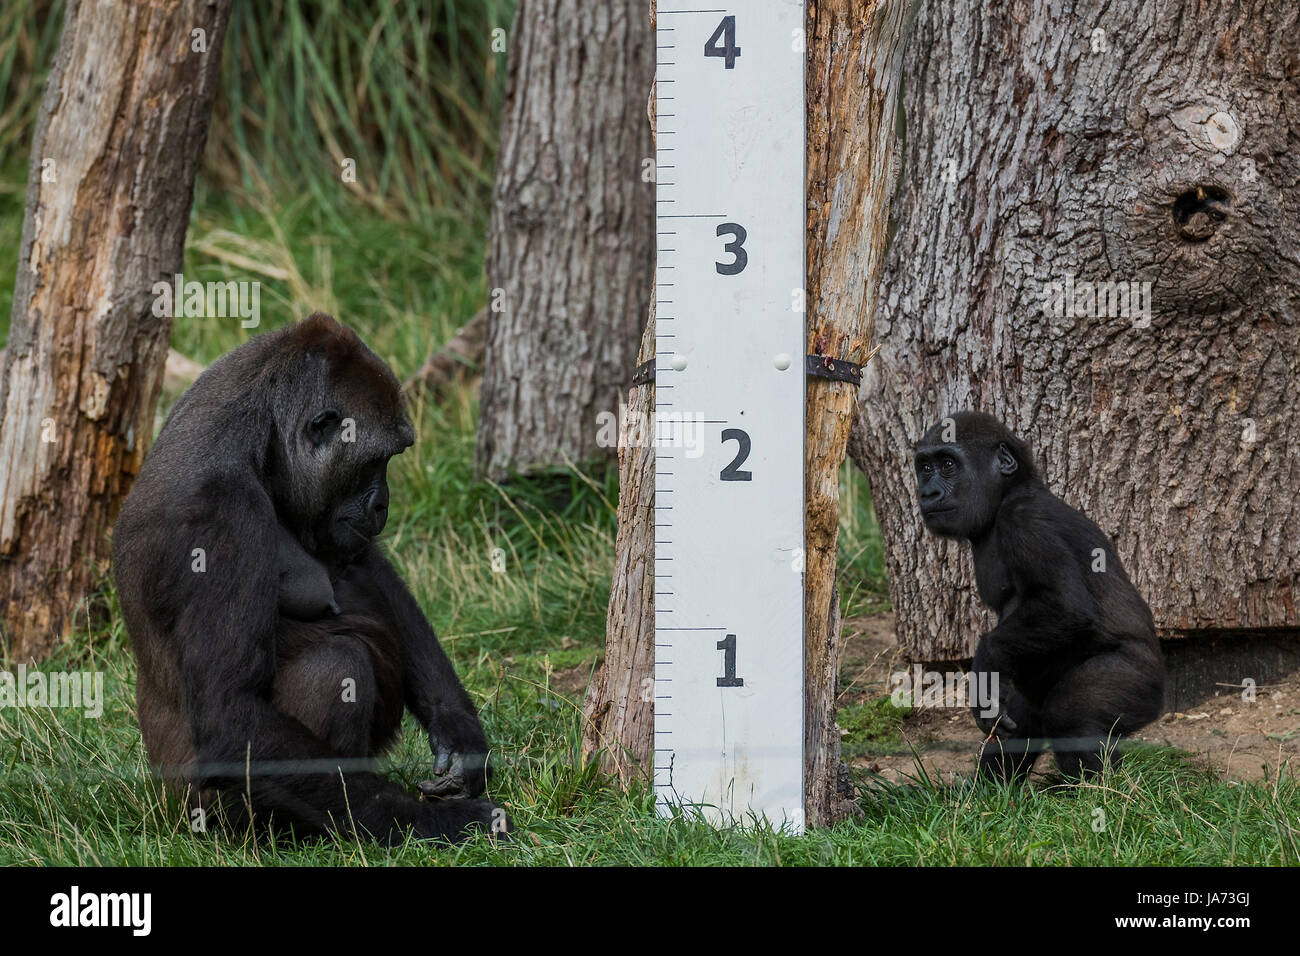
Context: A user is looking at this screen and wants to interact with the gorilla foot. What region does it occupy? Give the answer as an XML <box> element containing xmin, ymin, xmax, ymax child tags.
<box><xmin>404</xmin><ymin>798</ymin><xmax>511</xmax><ymax>845</ymax></box>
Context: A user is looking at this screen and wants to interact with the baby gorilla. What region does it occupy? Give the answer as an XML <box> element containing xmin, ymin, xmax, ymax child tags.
<box><xmin>914</xmin><ymin>412</ymin><xmax>1164</xmax><ymax>781</ymax></box>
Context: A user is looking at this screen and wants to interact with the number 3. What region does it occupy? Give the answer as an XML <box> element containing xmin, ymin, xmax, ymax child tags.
<box><xmin>716</xmin><ymin>222</ymin><xmax>748</xmax><ymax>275</ymax></box>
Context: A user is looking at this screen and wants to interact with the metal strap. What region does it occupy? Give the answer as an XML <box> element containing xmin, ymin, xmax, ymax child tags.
<box><xmin>805</xmin><ymin>353</ymin><xmax>862</xmax><ymax>386</ymax></box>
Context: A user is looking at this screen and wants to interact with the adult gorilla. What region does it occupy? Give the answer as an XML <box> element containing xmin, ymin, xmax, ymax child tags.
<box><xmin>914</xmin><ymin>412</ymin><xmax>1164</xmax><ymax>781</ymax></box>
<box><xmin>114</xmin><ymin>313</ymin><xmax>507</xmax><ymax>843</ymax></box>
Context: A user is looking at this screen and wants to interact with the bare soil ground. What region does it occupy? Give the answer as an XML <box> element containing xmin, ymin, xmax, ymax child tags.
<box><xmin>839</xmin><ymin>613</ymin><xmax>1300</xmax><ymax>784</ymax></box>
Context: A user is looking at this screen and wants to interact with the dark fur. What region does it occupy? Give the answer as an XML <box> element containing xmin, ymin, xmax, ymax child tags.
<box><xmin>915</xmin><ymin>411</ymin><xmax>1165</xmax><ymax>780</ymax></box>
<box><xmin>114</xmin><ymin>313</ymin><xmax>506</xmax><ymax>843</ymax></box>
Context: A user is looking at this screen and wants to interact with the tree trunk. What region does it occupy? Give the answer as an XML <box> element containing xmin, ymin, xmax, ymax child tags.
<box><xmin>475</xmin><ymin>0</ymin><xmax>655</xmax><ymax>480</ymax></box>
<box><xmin>0</xmin><ymin>0</ymin><xmax>231</xmax><ymax>661</ymax></box>
<box><xmin>851</xmin><ymin>0</ymin><xmax>1300</xmax><ymax>662</ymax></box>
<box><xmin>584</xmin><ymin>0</ymin><xmax>913</xmax><ymax>827</ymax></box>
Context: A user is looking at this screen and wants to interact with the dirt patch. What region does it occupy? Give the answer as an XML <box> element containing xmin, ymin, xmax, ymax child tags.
<box><xmin>551</xmin><ymin>662</ymin><xmax>595</xmax><ymax>699</ymax></box>
<box><xmin>839</xmin><ymin>613</ymin><xmax>1300</xmax><ymax>784</ymax></box>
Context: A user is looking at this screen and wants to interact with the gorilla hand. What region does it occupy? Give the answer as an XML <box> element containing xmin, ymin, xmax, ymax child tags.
<box><xmin>989</xmin><ymin>707</ymin><xmax>1018</xmax><ymax>737</ymax></box>
<box><xmin>423</xmin><ymin>705</ymin><xmax>493</xmax><ymax>799</ymax></box>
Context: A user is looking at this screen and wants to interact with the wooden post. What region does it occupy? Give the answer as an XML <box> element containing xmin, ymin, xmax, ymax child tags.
<box><xmin>800</xmin><ymin>0</ymin><xmax>912</xmax><ymax>826</ymax></box>
<box><xmin>585</xmin><ymin>0</ymin><xmax>913</xmax><ymax>825</ymax></box>
<box><xmin>581</xmin><ymin>2</ymin><xmax>659</xmax><ymax>782</ymax></box>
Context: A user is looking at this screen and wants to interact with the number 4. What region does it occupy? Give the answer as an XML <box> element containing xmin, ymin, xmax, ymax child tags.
<box><xmin>705</xmin><ymin>15</ymin><xmax>741</xmax><ymax>69</ymax></box>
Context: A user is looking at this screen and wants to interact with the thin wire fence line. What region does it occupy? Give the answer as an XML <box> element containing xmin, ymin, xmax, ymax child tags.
<box><xmin>0</xmin><ymin>737</ymin><xmax>1156</xmax><ymax>784</ymax></box>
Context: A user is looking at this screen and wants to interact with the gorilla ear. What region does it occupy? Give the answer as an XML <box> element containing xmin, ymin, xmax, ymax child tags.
<box><xmin>306</xmin><ymin>409</ymin><xmax>342</xmax><ymax>446</ymax></box>
<box><xmin>995</xmin><ymin>442</ymin><xmax>1019</xmax><ymax>476</ymax></box>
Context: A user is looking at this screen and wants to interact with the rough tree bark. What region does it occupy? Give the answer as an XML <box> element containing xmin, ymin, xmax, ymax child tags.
<box><xmin>851</xmin><ymin>0</ymin><xmax>1300</xmax><ymax>661</ymax></box>
<box><xmin>580</xmin><ymin>316</ymin><xmax>656</xmax><ymax>782</ymax></box>
<box><xmin>0</xmin><ymin>0</ymin><xmax>231</xmax><ymax>661</ymax></box>
<box><xmin>475</xmin><ymin>0</ymin><xmax>655</xmax><ymax>480</ymax></box>
<box><xmin>584</xmin><ymin>0</ymin><xmax>913</xmax><ymax>827</ymax></box>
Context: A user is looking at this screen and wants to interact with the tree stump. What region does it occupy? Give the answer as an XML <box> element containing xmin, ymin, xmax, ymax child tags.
<box><xmin>0</xmin><ymin>0</ymin><xmax>231</xmax><ymax>661</ymax></box>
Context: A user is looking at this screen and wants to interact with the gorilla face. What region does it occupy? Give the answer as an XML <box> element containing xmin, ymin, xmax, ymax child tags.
<box><xmin>915</xmin><ymin>443</ymin><xmax>991</xmax><ymax>539</ymax></box>
<box><xmin>269</xmin><ymin>336</ymin><xmax>415</xmax><ymax>562</ymax></box>
<box><xmin>318</xmin><ymin>451</ymin><xmax>393</xmax><ymax>559</ymax></box>
<box><xmin>293</xmin><ymin>408</ymin><xmax>411</xmax><ymax>562</ymax></box>
<box><xmin>914</xmin><ymin>414</ymin><xmax>1024</xmax><ymax>541</ymax></box>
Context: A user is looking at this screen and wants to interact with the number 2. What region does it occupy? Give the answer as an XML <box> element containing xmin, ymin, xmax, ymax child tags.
<box><xmin>720</xmin><ymin>428</ymin><xmax>752</xmax><ymax>481</ymax></box>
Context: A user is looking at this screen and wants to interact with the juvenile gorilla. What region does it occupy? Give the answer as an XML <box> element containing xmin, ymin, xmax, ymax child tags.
<box><xmin>914</xmin><ymin>412</ymin><xmax>1164</xmax><ymax>780</ymax></box>
<box><xmin>114</xmin><ymin>313</ymin><xmax>507</xmax><ymax>843</ymax></box>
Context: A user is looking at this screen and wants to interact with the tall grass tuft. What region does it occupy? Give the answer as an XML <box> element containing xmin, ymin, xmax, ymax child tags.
<box><xmin>0</xmin><ymin>0</ymin><xmax>515</xmax><ymax>224</ymax></box>
<box><xmin>209</xmin><ymin>0</ymin><xmax>515</xmax><ymax>223</ymax></box>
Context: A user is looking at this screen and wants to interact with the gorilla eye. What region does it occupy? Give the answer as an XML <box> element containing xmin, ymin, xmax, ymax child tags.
<box><xmin>941</xmin><ymin>457</ymin><xmax>957</xmax><ymax>473</ymax></box>
<box><xmin>306</xmin><ymin>409</ymin><xmax>342</xmax><ymax>446</ymax></box>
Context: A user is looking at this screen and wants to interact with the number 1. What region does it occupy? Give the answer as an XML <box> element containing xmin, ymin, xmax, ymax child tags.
<box><xmin>717</xmin><ymin>634</ymin><xmax>744</xmax><ymax>687</ymax></box>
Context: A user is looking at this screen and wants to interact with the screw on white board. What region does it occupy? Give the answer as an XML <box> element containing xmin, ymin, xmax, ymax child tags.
<box><xmin>653</xmin><ymin>2</ymin><xmax>806</xmax><ymax>834</ymax></box>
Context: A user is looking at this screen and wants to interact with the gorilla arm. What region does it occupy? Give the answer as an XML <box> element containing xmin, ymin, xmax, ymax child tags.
<box><xmin>176</xmin><ymin>480</ymin><xmax>490</xmax><ymax>843</ymax></box>
<box><xmin>355</xmin><ymin>551</ymin><xmax>492</xmax><ymax>798</ymax></box>
<box><xmin>975</xmin><ymin>497</ymin><xmax>1104</xmax><ymax>699</ymax></box>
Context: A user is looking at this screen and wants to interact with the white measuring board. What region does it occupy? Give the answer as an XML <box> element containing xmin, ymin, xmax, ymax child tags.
<box><xmin>653</xmin><ymin>2</ymin><xmax>806</xmax><ymax>833</ymax></box>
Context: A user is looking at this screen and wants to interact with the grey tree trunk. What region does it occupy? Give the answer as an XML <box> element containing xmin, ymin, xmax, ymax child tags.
<box><xmin>585</xmin><ymin>0</ymin><xmax>913</xmax><ymax>827</ymax></box>
<box><xmin>0</xmin><ymin>0</ymin><xmax>231</xmax><ymax>661</ymax></box>
<box><xmin>850</xmin><ymin>0</ymin><xmax>1300</xmax><ymax>661</ymax></box>
<box><xmin>475</xmin><ymin>0</ymin><xmax>655</xmax><ymax>480</ymax></box>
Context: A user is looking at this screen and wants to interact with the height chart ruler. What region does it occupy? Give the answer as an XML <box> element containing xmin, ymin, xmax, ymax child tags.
<box><xmin>653</xmin><ymin>2</ymin><xmax>806</xmax><ymax>832</ymax></box>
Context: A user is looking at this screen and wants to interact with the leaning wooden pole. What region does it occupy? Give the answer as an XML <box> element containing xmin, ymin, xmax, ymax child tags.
<box><xmin>581</xmin><ymin>4</ymin><xmax>659</xmax><ymax>781</ymax></box>
<box><xmin>585</xmin><ymin>0</ymin><xmax>913</xmax><ymax>825</ymax></box>
<box><xmin>801</xmin><ymin>0</ymin><xmax>912</xmax><ymax>824</ymax></box>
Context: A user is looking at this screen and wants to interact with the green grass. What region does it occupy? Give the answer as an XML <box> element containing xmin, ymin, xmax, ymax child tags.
<box><xmin>1</xmin><ymin>0</ymin><xmax>1297</xmax><ymax>868</ymax></box>
<box><xmin>838</xmin><ymin>459</ymin><xmax>890</xmax><ymax>617</ymax></box>
<box><xmin>5</xmin><ymin>623</ymin><xmax>1297</xmax><ymax>865</ymax></box>
<box><xmin>840</xmin><ymin>697</ymin><xmax>912</xmax><ymax>759</ymax></box>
